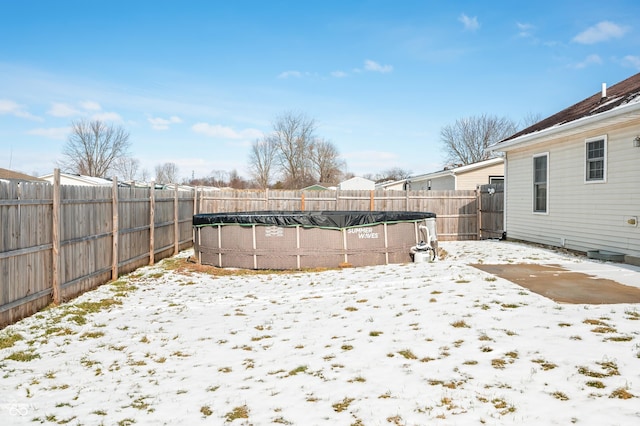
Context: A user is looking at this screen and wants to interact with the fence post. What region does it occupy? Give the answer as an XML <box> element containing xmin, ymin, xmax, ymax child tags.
<box><xmin>265</xmin><ymin>188</ymin><xmax>269</xmax><ymax>210</ymax></box>
<box><xmin>193</xmin><ymin>186</ymin><xmax>198</xmax><ymax>215</ymax></box>
<box><xmin>174</xmin><ymin>184</ymin><xmax>179</xmax><ymax>255</ymax></box>
<box><xmin>150</xmin><ymin>183</ymin><xmax>155</xmax><ymax>265</ymax></box>
<box><xmin>476</xmin><ymin>186</ymin><xmax>481</xmax><ymax>240</ymax></box>
<box><xmin>370</xmin><ymin>190</ymin><xmax>374</xmax><ymax>211</ymax></box>
<box><xmin>301</xmin><ymin>192</ymin><xmax>305</xmax><ymax>211</ymax></box>
<box><xmin>112</xmin><ymin>177</ymin><xmax>119</xmax><ymax>280</ymax></box>
<box><xmin>52</xmin><ymin>168</ymin><xmax>61</xmax><ymax>304</ymax></box>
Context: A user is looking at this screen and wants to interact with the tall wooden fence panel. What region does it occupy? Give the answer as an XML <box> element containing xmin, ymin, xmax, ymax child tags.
<box><xmin>2</xmin><ymin>181</ymin><xmax>503</xmax><ymax>328</ymax></box>
<box><xmin>59</xmin><ymin>184</ymin><xmax>113</xmax><ymax>300</ymax></box>
<box><xmin>198</xmin><ymin>189</ymin><xmax>479</xmax><ymax>241</ymax></box>
<box><xmin>0</xmin><ymin>175</ymin><xmax>195</xmax><ymax>328</ymax></box>
<box><xmin>478</xmin><ymin>183</ymin><xmax>505</xmax><ymax>239</ymax></box>
<box><xmin>0</xmin><ymin>182</ymin><xmax>53</xmax><ymax>324</ymax></box>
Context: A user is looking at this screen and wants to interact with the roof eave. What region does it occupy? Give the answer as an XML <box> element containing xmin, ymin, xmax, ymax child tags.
<box><xmin>492</xmin><ymin>100</ymin><xmax>640</xmax><ymax>151</ymax></box>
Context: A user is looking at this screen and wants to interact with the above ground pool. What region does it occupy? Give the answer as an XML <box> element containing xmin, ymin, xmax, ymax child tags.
<box><xmin>193</xmin><ymin>211</ymin><xmax>437</xmax><ymax>269</ymax></box>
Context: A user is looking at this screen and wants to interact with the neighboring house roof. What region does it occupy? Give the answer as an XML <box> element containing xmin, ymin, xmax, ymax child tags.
<box><xmin>495</xmin><ymin>72</ymin><xmax>640</xmax><ymax>150</ymax></box>
<box><xmin>338</xmin><ymin>176</ymin><xmax>375</xmax><ymax>190</ymax></box>
<box><xmin>375</xmin><ymin>179</ymin><xmax>407</xmax><ymax>190</ymax></box>
<box><xmin>302</xmin><ymin>184</ymin><xmax>330</xmax><ymax>191</ymax></box>
<box><xmin>409</xmin><ymin>157</ymin><xmax>504</xmax><ymax>182</ymax></box>
<box><xmin>39</xmin><ymin>172</ymin><xmax>113</xmax><ymax>186</ymax></box>
<box><xmin>0</xmin><ymin>168</ymin><xmax>46</xmax><ymax>182</ymax></box>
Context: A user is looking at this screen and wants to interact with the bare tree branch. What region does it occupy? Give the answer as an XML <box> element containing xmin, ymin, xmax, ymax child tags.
<box><xmin>310</xmin><ymin>138</ymin><xmax>345</xmax><ymax>185</ymax></box>
<box><xmin>58</xmin><ymin>119</ymin><xmax>131</xmax><ymax>177</ymax></box>
<box><xmin>248</xmin><ymin>135</ymin><xmax>278</xmax><ymax>189</ymax></box>
<box><xmin>272</xmin><ymin>111</ymin><xmax>316</xmax><ymax>188</ymax></box>
<box><xmin>155</xmin><ymin>162</ymin><xmax>179</xmax><ymax>184</ymax></box>
<box><xmin>112</xmin><ymin>157</ymin><xmax>140</xmax><ymax>181</ymax></box>
<box><xmin>440</xmin><ymin>114</ymin><xmax>516</xmax><ymax>165</ymax></box>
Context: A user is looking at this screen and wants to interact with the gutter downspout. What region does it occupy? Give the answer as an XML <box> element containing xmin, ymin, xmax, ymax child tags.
<box><xmin>503</xmin><ymin>156</ymin><xmax>508</xmax><ymax>240</ymax></box>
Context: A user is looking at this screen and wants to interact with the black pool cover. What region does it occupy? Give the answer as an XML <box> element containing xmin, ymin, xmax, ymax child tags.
<box><xmin>193</xmin><ymin>211</ymin><xmax>436</xmax><ymax>229</ymax></box>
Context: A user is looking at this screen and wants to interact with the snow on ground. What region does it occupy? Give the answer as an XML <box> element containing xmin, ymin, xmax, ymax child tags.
<box><xmin>1</xmin><ymin>240</ymin><xmax>639</xmax><ymax>425</ymax></box>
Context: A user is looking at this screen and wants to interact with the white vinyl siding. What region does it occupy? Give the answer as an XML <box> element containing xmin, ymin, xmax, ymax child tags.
<box><xmin>503</xmin><ymin>121</ymin><xmax>640</xmax><ymax>257</ymax></box>
<box><xmin>455</xmin><ymin>163</ymin><xmax>504</xmax><ymax>190</ymax></box>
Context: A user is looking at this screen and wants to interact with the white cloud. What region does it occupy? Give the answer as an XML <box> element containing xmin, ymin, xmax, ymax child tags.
<box><xmin>80</xmin><ymin>101</ymin><xmax>102</xmax><ymax>111</ymax></box>
<box><xmin>622</xmin><ymin>55</ymin><xmax>640</xmax><ymax>69</ymax></box>
<box><xmin>148</xmin><ymin>115</ymin><xmax>183</xmax><ymax>130</ymax></box>
<box><xmin>27</xmin><ymin>126</ymin><xmax>71</xmax><ymax>140</ymax></box>
<box><xmin>48</xmin><ymin>102</ymin><xmax>81</xmax><ymax>117</ymax></box>
<box><xmin>331</xmin><ymin>70</ymin><xmax>348</xmax><ymax>78</ymax></box>
<box><xmin>364</xmin><ymin>60</ymin><xmax>393</xmax><ymax>73</ymax></box>
<box><xmin>573</xmin><ymin>54</ymin><xmax>602</xmax><ymax>69</ymax></box>
<box><xmin>192</xmin><ymin>122</ymin><xmax>262</xmax><ymax>140</ymax></box>
<box><xmin>0</xmin><ymin>99</ymin><xmax>41</xmax><ymax>121</ymax></box>
<box><xmin>91</xmin><ymin>111</ymin><xmax>123</xmax><ymax>122</ymax></box>
<box><xmin>48</xmin><ymin>100</ymin><xmax>106</xmax><ymax>118</ymax></box>
<box><xmin>278</xmin><ymin>70</ymin><xmax>302</xmax><ymax>79</ymax></box>
<box><xmin>516</xmin><ymin>22</ymin><xmax>535</xmax><ymax>38</ymax></box>
<box><xmin>572</xmin><ymin>21</ymin><xmax>627</xmax><ymax>44</ymax></box>
<box><xmin>459</xmin><ymin>14</ymin><xmax>480</xmax><ymax>31</ymax></box>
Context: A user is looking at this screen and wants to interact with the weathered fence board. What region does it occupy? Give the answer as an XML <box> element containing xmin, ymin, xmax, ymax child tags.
<box><xmin>478</xmin><ymin>183</ymin><xmax>505</xmax><ymax>239</ymax></box>
<box><xmin>198</xmin><ymin>189</ymin><xmax>480</xmax><ymax>241</ymax></box>
<box><xmin>2</xmin><ymin>178</ymin><xmax>503</xmax><ymax>328</ymax></box>
<box><xmin>0</xmin><ymin>173</ymin><xmax>195</xmax><ymax>327</ymax></box>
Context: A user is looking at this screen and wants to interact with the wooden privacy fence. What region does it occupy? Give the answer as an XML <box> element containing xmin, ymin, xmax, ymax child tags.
<box><xmin>477</xmin><ymin>183</ymin><xmax>505</xmax><ymax>240</ymax></box>
<box><xmin>1</xmin><ymin>180</ymin><xmax>504</xmax><ymax>327</ymax></box>
<box><xmin>196</xmin><ymin>188</ymin><xmax>485</xmax><ymax>241</ymax></box>
<box><xmin>0</xmin><ymin>170</ymin><xmax>195</xmax><ymax>327</ymax></box>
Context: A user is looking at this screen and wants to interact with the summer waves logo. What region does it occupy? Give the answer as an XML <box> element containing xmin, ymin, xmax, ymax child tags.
<box><xmin>347</xmin><ymin>227</ymin><xmax>379</xmax><ymax>239</ymax></box>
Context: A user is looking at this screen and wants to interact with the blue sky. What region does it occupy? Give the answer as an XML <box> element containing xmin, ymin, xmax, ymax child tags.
<box><xmin>1</xmin><ymin>0</ymin><xmax>639</xmax><ymax>181</ymax></box>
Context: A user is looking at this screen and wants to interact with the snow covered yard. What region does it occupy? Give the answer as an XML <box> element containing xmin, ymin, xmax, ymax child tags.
<box><xmin>1</xmin><ymin>240</ymin><xmax>639</xmax><ymax>425</ymax></box>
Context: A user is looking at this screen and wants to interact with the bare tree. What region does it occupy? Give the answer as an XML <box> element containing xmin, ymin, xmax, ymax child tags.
<box><xmin>228</xmin><ymin>169</ymin><xmax>247</xmax><ymax>189</ymax></box>
<box><xmin>59</xmin><ymin>119</ymin><xmax>131</xmax><ymax>177</ymax></box>
<box><xmin>248</xmin><ymin>135</ymin><xmax>278</xmax><ymax>189</ymax></box>
<box><xmin>155</xmin><ymin>162</ymin><xmax>179</xmax><ymax>184</ymax></box>
<box><xmin>440</xmin><ymin>114</ymin><xmax>517</xmax><ymax>165</ymax></box>
<box><xmin>374</xmin><ymin>167</ymin><xmax>413</xmax><ymax>183</ymax></box>
<box><xmin>112</xmin><ymin>157</ymin><xmax>140</xmax><ymax>181</ymax></box>
<box><xmin>519</xmin><ymin>112</ymin><xmax>543</xmax><ymax>130</ymax></box>
<box><xmin>272</xmin><ymin>111</ymin><xmax>316</xmax><ymax>188</ymax></box>
<box><xmin>310</xmin><ymin>138</ymin><xmax>345</xmax><ymax>184</ymax></box>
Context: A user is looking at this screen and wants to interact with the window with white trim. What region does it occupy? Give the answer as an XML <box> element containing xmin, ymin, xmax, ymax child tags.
<box><xmin>585</xmin><ymin>136</ymin><xmax>606</xmax><ymax>182</ymax></box>
<box><xmin>533</xmin><ymin>153</ymin><xmax>548</xmax><ymax>213</ymax></box>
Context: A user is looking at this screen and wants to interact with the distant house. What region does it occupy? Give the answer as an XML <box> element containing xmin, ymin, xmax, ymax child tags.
<box><xmin>492</xmin><ymin>72</ymin><xmax>640</xmax><ymax>261</ymax></box>
<box><xmin>302</xmin><ymin>184</ymin><xmax>331</xmax><ymax>191</ymax></box>
<box><xmin>378</xmin><ymin>158</ymin><xmax>504</xmax><ymax>191</ymax></box>
<box><xmin>337</xmin><ymin>177</ymin><xmax>375</xmax><ymax>190</ymax></box>
<box><xmin>0</xmin><ymin>168</ymin><xmax>45</xmax><ymax>183</ymax></box>
<box><xmin>39</xmin><ymin>172</ymin><xmax>113</xmax><ymax>186</ymax></box>
<box><xmin>375</xmin><ymin>180</ymin><xmax>406</xmax><ymax>191</ymax></box>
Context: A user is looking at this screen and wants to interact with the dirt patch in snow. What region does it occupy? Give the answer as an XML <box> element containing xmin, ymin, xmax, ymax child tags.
<box><xmin>472</xmin><ymin>263</ymin><xmax>640</xmax><ymax>304</ymax></box>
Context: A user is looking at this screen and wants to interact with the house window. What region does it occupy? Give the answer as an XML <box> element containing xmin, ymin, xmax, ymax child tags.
<box><xmin>533</xmin><ymin>153</ymin><xmax>548</xmax><ymax>213</ymax></box>
<box><xmin>585</xmin><ymin>136</ymin><xmax>606</xmax><ymax>182</ymax></box>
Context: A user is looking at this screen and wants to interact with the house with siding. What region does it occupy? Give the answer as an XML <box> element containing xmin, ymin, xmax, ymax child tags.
<box><xmin>39</xmin><ymin>172</ymin><xmax>113</xmax><ymax>186</ymax></box>
<box><xmin>492</xmin><ymin>72</ymin><xmax>640</xmax><ymax>262</ymax></box>
<box><xmin>0</xmin><ymin>168</ymin><xmax>45</xmax><ymax>183</ymax></box>
<box><xmin>404</xmin><ymin>157</ymin><xmax>504</xmax><ymax>191</ymax></box>
<box><xmin>338</xmin><ymin>176</ymin><xmax>375</xmax><ymax>190</ymax></box>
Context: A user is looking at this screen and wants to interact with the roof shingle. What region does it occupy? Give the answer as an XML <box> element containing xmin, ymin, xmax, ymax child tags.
<box><xmin>502</xmin><ymin>72</ymin><xmax>640</xmax><ymax>142</ymax></box>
